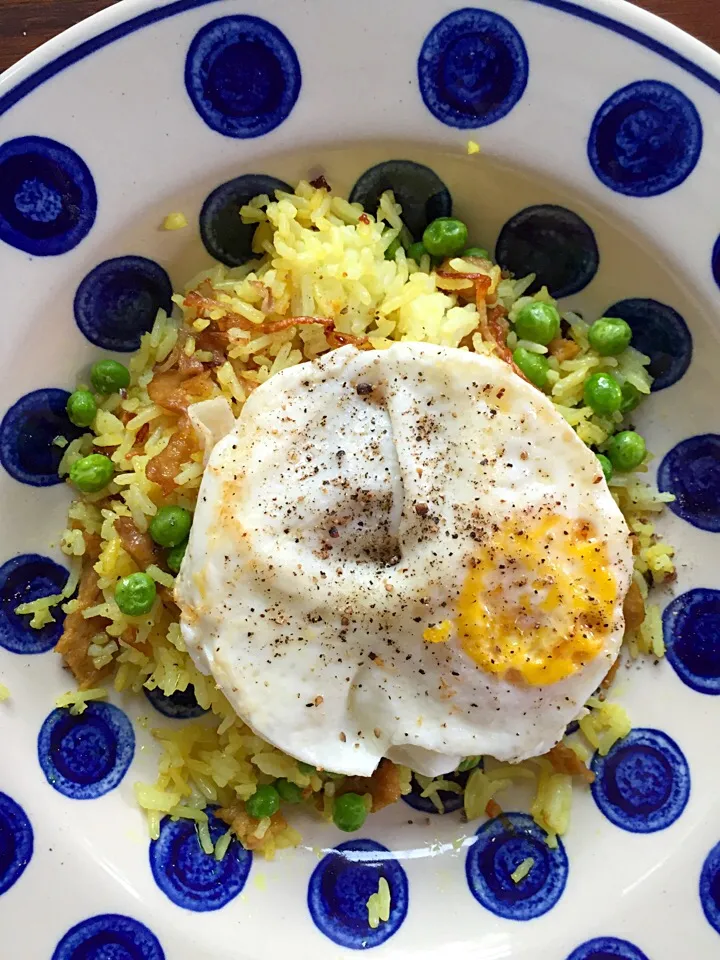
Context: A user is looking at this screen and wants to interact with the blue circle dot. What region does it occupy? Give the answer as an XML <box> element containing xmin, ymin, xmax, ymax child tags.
<box><xmin>658</xmin><ymin>435</ymin><xmax>720</xmax><ymax>532</ymax></box>
<box><xmin>0</xmin><ymin>136</ymin><xmax>97</xmax><ymax>256</ymax></box>
<box><xmin>348</xmin><ymin>160</ymin><xmax>452</xmax><ymax>242</ymax></box>
<box><xmin>418</xmin><ymin>9</ymin><xmax>528</xmax><ymax>129</ymax></box>
<box><xmin>200</xmin><ymin>173</ymin><xmax>291</xmax><ymax>266</ymax></box>
<box><xmin>566</xmin><ymin>937</ymin><xmax>650</xmax><ymax>960</ymax></box>
<box><xmin>0</xmin><ymin>792</ymin><xmax>33</xmax><ymax>895</ymax></box>
<box><xmin>465</xmin><ymin>812</ymin><xmax>568</xmax><ymax>920</ymax></box>
<box><xmin>308</xmin><ymin>839</ymin><xmax>409</xmax><ymax>949</ymax></box>
<box><xmin>74</xmin><ymin>256</ymin><xmax>173</xmax><ymax>352</ymax></box>
<box><xmin>185</xmin><ymin>16</ymin><xmax>301</xmax><ymax>139</ymax></box>
<box><xmin>588</xmin><ymin>80</ymin><xmax>702</xmax><ymax>198</ymax></box>
<box><xmin>0</xmin><ymin>388</ymin><xmax>84</xmax><ymax>487</ymax></box>
<box><xmin>0</xmin><ymin>553</ymin><xmax>69</xmax><ymax>654</ymax></box>
<box><xmin>402</xmin><ymin>766</ymin><xmax>473</xmax><ymax>814</ymax></box>
<box><xmin>38</xmin><ymin>702</ymin><xmax>135</xmax><ymax>799</ymax></box>
<box><xmin>712</xmin><ymin>236</ymin><xmax>720</xmax><ymax>291</ymax></box>
<box><xmin>150</xmin><ymin>807</ymin><xmax>251</xmax><ymax>911</ymax></box>
<box><xmin>700</xmin><ymin>841</ymin><xmax>720</xmax><ymax>935</ymax></box>
<box><xmin>602</xmin><ymin>298</ymin><xmax>691</xmax><ymax>390</ymax></box>
<box><xmin>52</xmin><ymin>914</ymin><xmax>165</xmax><ymax>960</ymax></box>
<box><xmin>663</xmin><ymin>588</ymin><xmax>720</xmax><ymax>694</ymax></box>
<box><xmin>143</xmin><ymin>683</ymin><xmax>209</xmax><ymax>719</ymax></box>
<box><xmin>496</xmin><ymin>205</ymin><xmax>599</xmax><ymax>298</ymax></box>
<box><xmin>591</xmin><ymin>728</ymin><xmax>690</xmax><ymax>833</ymax></box>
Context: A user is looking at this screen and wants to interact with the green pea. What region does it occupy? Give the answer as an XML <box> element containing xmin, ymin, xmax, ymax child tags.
<box><xmin>596</xmin><ymin>454</ymin><xmax>613</xmax><ymax>482</ymax></box>
<box><xmin>246</xmin><ymin>783</ymin><xmax>281</xmax><ymax>819</ymax></box>
<box><xmin>332</xmin><ymin>792</ymin><xmax>368</xmax><ymax>833</ymax></box>
<box><xmin>588</xmin><ymin>316</ymin><xmax>632</xmax><ymax>356</ymax></box>
<box><xmin>583</xmin><ymin>372</ymin><xmax>623</xmax><ymax>415</ymax></box>
<box><xmin>407</xmin><ymin>241</ymin><xmax>427</xmax><ymax>263</ymax></box>
<box><xmin>456</xmin><ymin>756</ymin><xmax>481</xmax><ymax>772</ymax></box>
<box><xmin>422</xmin><ymin>217</ymin><xmax>468</xmax><ymax>258</ymax></box>
<box><xmin>461</xmin><ymin>246</ymin><xmax>490</xmax><ymax>259</ymax></box>
<box><xmin>514</xmin><ymin>301</ymin><xmax>561</xmax><ymax>346</ymax></box>
<box><xmin>149</xmin><ymin>505</ymin><xmax>192</xmax><ymax>548</ymax></box>
<box><xmin>513</xmin><ymin>347</ymin><xmax>549</xmax><ymax>388</ymax></box>
<box><xmin>69</xmin><ymin>453</ymin><xmax>115</xmax><ymax>493</ymax></box>
<box><xmin>385</xmin><ymin>237</ymin><xmax>402</xmax><ymax>260</ymax></box>
<box><xmin>115</xmin><ymin>572</ymin><xmax>157</xmax><ymax>616</ymax></box>
<box><xmin>276</xmin><ymin>779</ymin><xmax>304</xmax><ymax>803</ymax></box>
<box><xmin>166</xmin><ymin>543</ymin><xmax>187</xmax><ymax>574</ymax></box>
<box><xmin>66</xmin><ymin>390</ymin><xmax>97</xmax><ymax>428</ymax></box>
<box><xmin>620</xmin><ymin>381</ymin><xmax>641</xmax><ymax>413</ymax></box>
<box><xmin>90</xmin><ymin>359</ymin><xmax>130</xmax><ymax>395</ymax></box>
<box><xmin>606</xmin><ymin>431</ymin><xmax>647</xmax><ymax>472</ymax></box>
<box><xmin>297</xmin><ymin>761</ymin><xmax>315</xmax><ymax>775</ymax></box>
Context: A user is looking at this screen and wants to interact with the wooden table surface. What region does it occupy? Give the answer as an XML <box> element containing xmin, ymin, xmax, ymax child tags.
<box><xmin>0</xmin><ymin>0</ymin><xmax>718</xmax><ymax>75</ymax></box>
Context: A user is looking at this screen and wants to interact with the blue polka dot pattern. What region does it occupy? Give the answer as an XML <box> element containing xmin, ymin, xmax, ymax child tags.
<box><xmin>185</xmin><ymin>16</ymin><xmax>301</xmax><ymax>139</ymax></box>
<box><xmin>349</xmin><ymin>161</ymin><xmax>452</xmax><ymax>242</ymax></box>
<box><xmin>588</xmin><ymin>80</ymin><xmax>702</xmax><ymax>197</ymax></box>
<box><xmin>465</xmin><ymin>812</ymin><xmax>568</xmax><ymax>920</ymax></box>
<box><xmin>602</xmin><ymin>298</ymin><xmax>691</xmax><ymax>391</ymax></box>
<box><xmin>495</xmin><ymin>205</ymin><xmax>599</xmax><ymax>298</ymax></box>
<box><xmin>52</xmin><ymin>914</ymin><xmax>165</xmax><ymax>960</ymax></box>
<box><xmin>0</xmin><ymin>554</ymin><xmax>69</xmax><ymax>654</ymax></box>
<box><xmin>200</xmin><ymin>174</ymin><xmax>291</xmax><ymax>267</ymax></box>
<box><xmin>402</xmin><ymin>766</ymin><xmax>473</xmax><ymax>814</ymax></box>
<box><xmin>308</xmin><ymin>839</ymin><xmax>409</xmax><ymax>948</ymax></box>
<box><xmin>700</xmin><ymin>841</ymin><xmax>720</xmax><ymax>935</ymax></box>
<box><xmin>74</xmin><ymin>256</ymin><xmax>173</xmax><ymax>352</ymax></box>
<box><xmin>418</xmin><ymin>9</ymin><xmax>529</xmax><ymax>129</ymax></box>
<box><xmin>663</xmin><ymin>589</ymin><xmax>720</xmax><ymax>695</ymax></box>
<box><xmin>143</xmin><ymin>683</ymin><xmax>209</xmax><ymax>719</ymax></box>
<box><xmin>150</xmin><ymin>807</ymin><xmax>251</xmax><ymax>911</ymax></box>
<box><xmin>0</xmin><ymin>792</ymin><xmax>33</xmax><ymax>895</ymax></box>
<box><xmin>38</xmin><ymin>702</ymin><xmax>135</xmax><ymax>799</ymax></box>
<box><xmin>591</xmin><ymin>728</ymin><xmax>690</xmax><ymax>832</ymax></box>
<box><xmin>658</xmin><ymin>435</ymin><xmax>720</xmax><ymax>532</ymax></box>
<box><xmin>0</xmin><ymin>388</ymin><xmax>83</xmax><ymax>487</ymax></box>
<box><xmin>566</xmin><ymin>937</ymin><xmax>650</xmax><ymax>960</ymax></box>
<box><xmin>0</xmin><ymin>136</ymin><xmax>97</xmax><ymax>255</ymax></box>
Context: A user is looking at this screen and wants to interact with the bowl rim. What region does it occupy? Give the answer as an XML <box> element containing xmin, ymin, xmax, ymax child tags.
<box><xmin>1</xmin><ymin>0</ymin><xmax>720</xmax><ymax>123</ymax></box>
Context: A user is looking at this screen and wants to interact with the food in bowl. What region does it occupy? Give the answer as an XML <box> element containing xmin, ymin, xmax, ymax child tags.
<box><xmin>28</xmin><ymin>175</ymin><xmax>674</xmax><ymax>857</ymax></box>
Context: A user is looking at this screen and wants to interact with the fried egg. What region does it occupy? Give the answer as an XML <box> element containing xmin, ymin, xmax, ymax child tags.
<box><xmin>175</xmin><ymin>343</ymin><xmax>633</xmax><ymax>777</ymax></box>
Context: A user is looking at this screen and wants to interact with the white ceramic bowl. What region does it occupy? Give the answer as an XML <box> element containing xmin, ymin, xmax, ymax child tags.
<box><xmin>1</xmin><ymin>1</ymin><xmax>719</xmax><ymax>957</ymax></box>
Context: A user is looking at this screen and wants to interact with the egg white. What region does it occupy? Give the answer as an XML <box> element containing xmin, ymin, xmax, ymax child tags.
<box><xmin>175</xmin><ymin>343</ymin><xmax>633</xmax><ymax>777</ymax></box>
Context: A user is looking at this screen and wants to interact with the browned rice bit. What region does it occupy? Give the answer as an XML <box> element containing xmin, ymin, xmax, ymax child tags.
<box><xmin>55</xmin><ymin>532</ymin><xmax>112</xmax><ymax>689</ymax></box>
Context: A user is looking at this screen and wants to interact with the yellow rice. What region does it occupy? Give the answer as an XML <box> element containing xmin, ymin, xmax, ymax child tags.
<box><xmin>23</xmin><ymin>179</ymin><xmax>674</xmax><ymax>854</ymax></box>
<box><xmin>367</xmin><ymin>877</ymin><xmax>391</xmax><ymax>929</ymax></box>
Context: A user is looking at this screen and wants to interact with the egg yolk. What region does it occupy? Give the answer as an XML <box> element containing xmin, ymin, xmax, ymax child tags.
<box><xmin>456</xmin><ymin>514</ymin><xmax>618</xmax><ymax>685</ymax></box>
<box><xmin>423</xmin><ymin>620</ymin><xmax>452</xmax><ymax>644</ymax></box>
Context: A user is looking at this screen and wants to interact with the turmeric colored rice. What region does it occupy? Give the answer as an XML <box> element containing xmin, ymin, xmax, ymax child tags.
<box><xmin>24</xmin><ymin>178</ymin><xmax>675</xmax><ymax>856</ymax></box>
